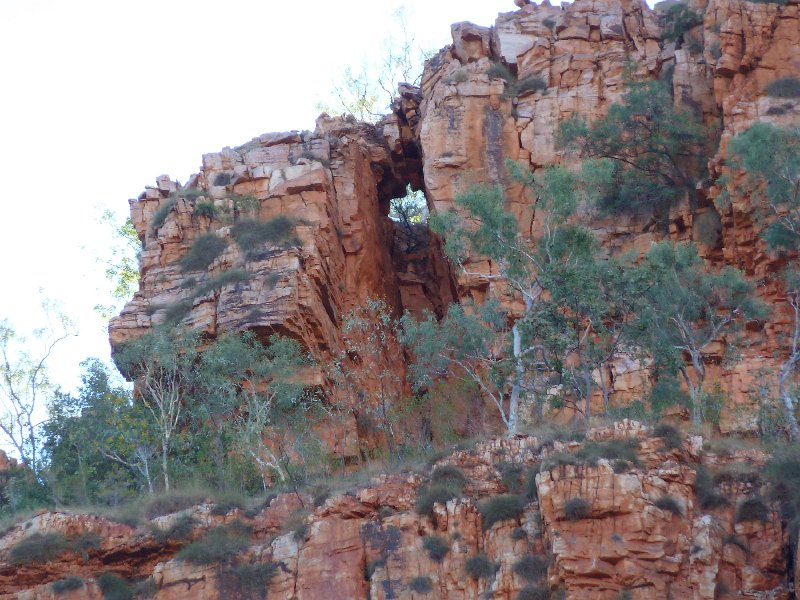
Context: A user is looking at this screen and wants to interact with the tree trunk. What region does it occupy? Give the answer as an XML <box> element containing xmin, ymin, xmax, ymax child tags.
<box><xmin>778</xmin><ymin>361</ymin><xmax>799</xmax><ymax>441</ymax></box>
<box><xmin>508</xmin><ymin>323</ymin><xmax>524</xmax><ymax>435</ymax></box>
<box><xmin>161</xmin><ymin>437</ymin><xmax>170</xmax><ymax>492</ymax></box>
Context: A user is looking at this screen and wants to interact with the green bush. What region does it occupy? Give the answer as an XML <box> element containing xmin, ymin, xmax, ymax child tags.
<box><xmin>97</xmin><ymin>572</ymin><xmax>132</xmax><ymax>600</ymax></box>
<box><xmin>564</xmin><ymin>497</ymin><xmax>590</xmax><ymax>521</ymax></box>
<box><xmin>150</xmin><ymin>514</ymin><xmax>199</xmax><ymax>544</ymax></box>
<box><xmin>422</xmin><ymin>535</ymin><xmax>450</xmax><ymax>562</ymax></box>
<box><xmin>9</xmin><ymin>532</ymin><xmax>68</xmax><ymax>564</ymax></box>
<box><xmin>195</xmin><ymin>201</ymin><xmax>217</xmax><ymax>219</ymax></box>
<box><xmin>224</xmin><ymin>562</ymin><xmax>278</xmax><ymax>593</ymax></box>
<box><xmin>431</xmin><ymin>465</ymin><xmax>468</xmax><ymax>491</ymax></box>
<box><xmin>542</xmin><ymin>17</ymin><xmax>556</xmax><ymax>29</ymax></box>
<box><xmin>511</xmin><ymin>527</ymin><xmax>528</xmax><ymax>540</ymax></box>
<box><xmin>486</xmin><ymin>62</ymin><xmax>515</xmax><ymax>84</ymax></box>
<box><xmin>735</xmin><ymin>497</ymin><xmax>769</xmax><ymax>523</ymax></box>
<box><xmin>231</xmin><ymin>216</ymin><xmax>299</xmax><ymax>255</ymax></box>
<box><xmin>513</xmin><ymin>554</ymin><xmax>549</xmax><ymax>582</ymax></box>
<box><xmin>517</xmin><ymin>76</ymin><xmax>547</xmax><ymax>94</ymax></box>
<box><xmin>415</xmin><ymin>484</ymin><xmax>461</xmax><ymax>518</ymax></box>
<box><xmin>193</xmin><ymin>269</ymin><xmax>250</xmax><ymax>297</ymax></box>
<box><xmin>648</xmin><ymin>376</ymin><xmax>690</xmax><ymax>418</ymax></box>
<box><xmin>518</xmin><ymin>585</ymin><xmax>551</xmax><ymax>600</ymax></box>
<box><xmin>408</xmin><ymin>575</ymin><xmax>433</xmax><ymax>593</ymax></box>
<box><xmin>653</xmin><ymin>423</ymin><xmax>682</xmax><ymax>450</ymax></box>
<box><xmin>210</xmin><ymin>499</ymin><xmax>245</xmax><ymax>516</ymax></box>
<box><xmin>133</xmin><ymin>577</ymin><xmax>157</xmax><ymax>599</ymax></box>
<box><xmin>70</xmin><ymin>532</ymin><xmax>102</xmax><ymax>558</ymax></box>
<box><xmin>150</xmin><ymin>199</ymin><xmax>176</xmax><ymax>230</ymax></box>
<box><xmin>52</xmin><ymin>577</ymin><xmax>85</xmax><ymax>594</ymax></box>
<box><xmin>695</xmin><ymin>466</ymin><xmax>729</xmax><ymax>509</ymax></box>
<box><xmin>479</xmin><ymin>494</ymin><xmax>526</xmax><ymax>529</ymax></box>
<box><xmin>524</xmin><ymin>469</ymin><xmax>539</xmax><ymax>501</ymax></box>
<box><xmin>145</xmin><ymin>492</ymin><xmax>205</xmax><ymax>518</ymax></box>
<box><xmin>654</xmin><ymin>495</ymin><xmax>683</xmax><ymax>516</ymax></box>
<box><xmin>661</xmin><ymin>4</ymin><xmax>702</xmax><ymax>43</ymax></box>
<box><xmin>766</xmin><ymin>77</ymin><xmax>800</xmax><ymax>98</ymax></box>
<box><xmin>542</xmin><ymin>438</ymin><xmax>640</xmax><ymax>472</ymax></box>
<box><xmin>177</xmin><ymin>526</ymin><xmax>251</xmax><ymax>565</ymax></box>
<box><xmin>465</xmin><ymin>554</ymin><xmax>497</xmax><ymax>580</ymax></box>
<box><xmin>180</xmin><ymin>233</ymin><xmax>227</xmax><ymax>272</ymax></box>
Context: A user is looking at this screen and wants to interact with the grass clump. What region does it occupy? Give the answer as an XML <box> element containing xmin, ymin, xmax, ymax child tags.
<box><xmin>422</xmin><ymin>535</ymin><xmax>450</xmax><ymax>562</ymax></box>
<box><xmin>223</xmin><ymin>562</ymin><xmax>278</xmax><ymax>594</ymax></box>
<box><xmin>431</xmin><ymin>465</ymin><xmax>468</xmax><ymax>490</ymax></box>
<box><xmin>516</xmin><ymin>75</ymin><xmax>547</xmax><ymax>95</ymax></box>
<box><xmin>180</xmin><ymin>233</ymin><xmax>227</xmax><ymax>272</ymax></box>
<box><xmin>653</xmin><ymin>423</ymin><xmax>682</xmax><ymax>450</ymax></box>
<box><xmin>133</xmin><ymin>578</ymin><xmax>157</xmax><ymax>598</ymax></box>
<box><xmin>654</xmin><ymin>495</ymin><xmax>683</xmax><ymax>516</ymax></box>
<box><xmin>193</xmin><ymin>269</ymin><xmax>250</xmax><ymax>297</ymax></box>
<box><xmin>52</xmin><ymin>577</ymin><xmax>84</xmax><ymax>594</ymax></box>
<box><xmin>511</xmin><ymin>526</ymin><xmax>528</xmax><ymax>540</ymax></box>
<box><xmin>465</xmin><ymin>554</ymin><xmax>497</xmax><ymax>580</ymax></box>
<box><xmin>408</xmin><ymin>575</ymin><xmax>433</xmax><ymax>593</ymax></box>
<box><xmin>564</xmin><ymin>497</ymin><xmax>590</xmax><ymax>521</ymax></box>
<box><xmin>518</xmin><ymin>585</ymin><xmax>551</xmax><ymax>600</ymax></box>
<box><xmin>479</xmin><ymin>494</ymin><xmax>526</xmax><ymax>529</ymax></box>
<box><xmin>9</xmin><ymin>532</ymin><xmax>68</xmax><ymax>564</ymax></box>
<box><xmin>486</xmin><ymin>62</ymin><xmax>515</xmax><ymax>84</ymax></box>
<box><xmin>213</xmin><ymin>172</ymin><xmax>233</xmax><ymax>186</ymax></box>
<box><xmin>695</xmin><ymin>466</ymin><xmax>729</xmax><ymax>510</ymax></box>
<box><xmin>176</xmin><ymin>524</ymin><xmax>251</xmax><ymax>565</ymax></box>
<box><xmin>765</xmin><ymin>77</ymin><xmax>800</xmax><ymax>98</ymax></box>
<box><xmin>150</xmin><ymin>514</ymin><xmax>199</xmax><ymax>544</ymax></box>
<box><xmin>145</xmin><ymin>492</ymin><xmax>205</xmax><ymax>518</ymax></box>
<box><xmin>97</xmin><ymin>572</ymin><xmax>132</xmax><ymax>600</ymax></box>
<box><xmin>415</xmin><ymin>474</ymin><xmax>464</xmax><ymax>518</ymax></box>
<box><xmin>231</xmin><ymin>216</ymin><xmax>300</xmax><ymax>256</ymax></box>
<box><xmin>513</xmin><ymin>554</ymin><xmax>549</xmax><ymax>582</ymax></box>
<box><xmin>150</xmin><ymin>198</ymin><xmax>176</xmax><ymax>230</ymax></box>
<box><xmin>195</xmin><ymin>201</ymin><xmax>217</xmax><ymax>219</ymax></box>
<box><xmin>735</xmin><ymin>496</ymin><xmax>769</xmax><ymax>523</ymax></box>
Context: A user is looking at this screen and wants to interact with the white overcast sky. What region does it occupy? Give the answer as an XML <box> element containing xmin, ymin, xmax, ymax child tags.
<box><xmin>0</xmin><ymin>0</ymin><xmax>518</xmax><ymax>392</ymax></box>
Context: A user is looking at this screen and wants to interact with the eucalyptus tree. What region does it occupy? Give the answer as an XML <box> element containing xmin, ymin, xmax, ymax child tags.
<box><xmin>728</xmin><ymin>122</ymin><xmax>800</xmax><ymax>438</ymax></box>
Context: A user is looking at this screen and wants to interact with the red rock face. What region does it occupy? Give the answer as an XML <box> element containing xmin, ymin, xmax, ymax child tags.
<box><xmin>1</xmin><ymin>423</ymin><xmax>793</xmax><ymax>599</ymax></box>
<box><xmin>95</xmin><ymin>0</ymin><xmax>800</xmax><ymax>597</ymax></box>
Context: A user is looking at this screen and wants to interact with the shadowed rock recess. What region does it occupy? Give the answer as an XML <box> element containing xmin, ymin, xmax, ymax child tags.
<box><xmin>7</xmin><ymin>0</ymin><xmax>797</xmax><ymax>597</ymax></box>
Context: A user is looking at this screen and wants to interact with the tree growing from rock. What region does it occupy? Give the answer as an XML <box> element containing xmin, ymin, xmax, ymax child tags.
<box><xmin>728</xmin><ymin>122</ymin><xmax>800</xmax><ymax>438</ymax></box>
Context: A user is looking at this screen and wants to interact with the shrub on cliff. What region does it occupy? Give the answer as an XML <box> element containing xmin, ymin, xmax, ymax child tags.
<box><xmin>96</xmin><ymin>572</ymin><xmax>132</xmax><ymax>600</ymax></box>
<box><xmin>176</xmin><ymin>524</ymin><xmax>251</xmax><ymax>565</ymax></box>
<box><xmin>52</xmin><ymin>577</ymin><xmax>85</xmax><ymax>594</ymax></box>
<box><xmin>564</xmin><ymin>497</ymin><xmax>590</xmax><ymax>521</ymax></box>
<box><xmin>231</xmin><ymin>216</ymin><xmax>300</xmax><ymax>256</ymax></box>
<box><xmin>465</xmin><ymin>554</ymin><xmax>497</xmax><ymax>580</ymax></box>
<box><xmin>479</xmin><ymin>494</ymin><xmax>526</xmax><ymax>529</ymax></box>
<box><xmin>408</xmin><ymin>575</ymin><xmax>433</xmax><ymax>593</ymax></box>
<box><xmin>765</xmin><ymin>77</ymin><xmax>800</xmax><ymax>98</ymax></box>
<box><xmin>179</xmin><ymin>233</ymin><xmax>227</xmax><ymax>272</ymax></box>
<box><xmin>654</xmin><ymin>495</ymin><xmax>684</xmax><ymax>516</ymax></box>
<box><xmin>9</xmin><ymin>532</ymin><xmax>68</xmax><ymax>564</ymax></box>
<box><xmin>415</xmin><ymin>466</ymin><xmax>467</xmax><ymax>518</ymax></box>
<box><xmin>422</xmin><ymin>535</ymin><xmax>450</xmax><ymax>562</ymax></box>
<box><xmin>517</xmin><ymin>585</ymin><xmax>551</xmax><ymax>600</ymax></box>
<box><xmin>513</xmin><ymin>554</ymin><xmax>549</xmax><ymax>582</ymax></box>
<box><xmin>223</xmin><ymin>562</ymin><xmax>278</xmax><ymax>594</ymax></box>
<box><xmin>735</xmin><ymin>496</ymin><xmax>769</xmax><ymax>523</ymax></box>
<box><xmin>150</xmin><ymin>198</ymin><xmax>176</xmax><ymax>230</ymax></box>
<box><xmin>653</xmin><ymin>423</ymin><xmax>682</xmax><ymax>451</ymax></box>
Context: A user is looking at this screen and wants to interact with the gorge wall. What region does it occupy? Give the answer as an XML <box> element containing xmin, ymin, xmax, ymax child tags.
<box><xmin>10</xmin><ymin>0</ymin><xmax>793</xmax><ymax>597</ymax></box>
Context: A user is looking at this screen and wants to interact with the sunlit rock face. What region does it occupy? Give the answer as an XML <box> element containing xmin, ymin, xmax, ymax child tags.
<box><xmin>1</xmin><ymin>422</ymin><xmax>793</xmax><ymax>599</ymax></box>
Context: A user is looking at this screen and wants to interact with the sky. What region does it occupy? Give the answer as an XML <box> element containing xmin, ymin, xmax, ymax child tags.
<box><xmin>0</xmin><ymin>0</ymin><xmax>516</xmax><ymax>394</ymax></box>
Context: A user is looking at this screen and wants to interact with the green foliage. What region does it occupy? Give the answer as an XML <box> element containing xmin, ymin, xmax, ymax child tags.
<box><xmin>661</xmin><ymin>4</ymin><xmax>703</xmax><ymax>44</ymax></box>
<box><xmin>479</xmin><ymin>494</ymin><xmax>526</xmax><ymax>529</ymax></box>
<box><xmin>97</xmin><ymin>211</ymin><xmax>141</xmax><ymax>316</ymax></box>
<box><xmin>213</xmin><ymin>173</ymin><xmax>233</xmax><ymax>186</ymax></box>
<box><xmin>518</xmin><ymin>586</ymin><xmax>551</xmax><ymax>600</ymax></box>
<box><xmin>541</xmin><ymin>438</ymin><xmax>639</xmax><ymax>471</ymax></box>
<box><xmin>486</xmin><ymin>62</ymin><xmax>515</xmax><ymax>84</ymax></box>
<box><xmin>133</xmin><ymin>578</ymin><xmax>157</xmax><ymax>599</ymax></box>
<box><xmin>150</xmin><ymin>199</ymin><xmax>176</xmax><ymax>230</ymax></box>
<box><xmin>408</xmin><ymin>575</ymin><xmax>433</xmax><ymax>593</ymax></box>
<box><xmin>735</xmin><ymin>497</ymin><xmax>769</xmax><ymax>523</ymax></box>
<box><xmin>9</xmin><ymin>532</ymin><xmax>67</xmax><ymax>564</ymax></box>
<box><xmin>231</xmin><ymin>216</ymin><xmax>300</xmax><ymax>257</ymax></box>
<box><xmin>430</xmin><ymin>465</ymin><xmax>468</xmax><ymax>490</ymax></box>
<box><xmin>648</xmin><ymin>376</ymin><xmax>691</xmax><ymax>419</ymax></box>
<box><xmin>465</xmin><ymin>554</ymin><xmax>497</xmax><ymax>580</ymax></box>
<box><xmin>422</xmin><ymin>535</ymin><xmax>450</xmax><ymax>562</ymax></box>
<box><xmin>223</xmin><ymin>562</ymin><xmax>278</xmax><ymax>594</ymax></box>
<box><xmin>727</xmin><ymin>123</ymin><xmax>800</xmax><ymax>252</ymax></box>
<box><xmin>653</xmin><ymin>423</ymin><xmax>682</xmax><ymax>450</ymax></box>
<box><xmin>97</xmin><ymin>572</ymin><xmax>132</xmax><ymax>600</ymax></box>
<box><xmin>179</xmin><ymin>233</ymin><xmax>227</xmax><ymax>272</ymax></box>
<box><xmin>176</xmin><ymin>524</ymin><xmax>251</xmax><ymax>565</ymax></box>
<box><xmin>145</xmin><ymin>492</ymin><xmax>205</xmax><ymax>519</ymax></box>
<box><xmin>723</xmin><ymin>534</ymin><xmax>749</xmax><ymax>553</ymax></box>
<box><xmin>513</xmin><ymin>554</ymin><xmax>549</xmax><ymax>582</ymax></box>
<box><xmin>633</xmin><ymin>242</ymin><xmax>764</xmax><ymax>425</ymax></box>
<box><xmin>559</xmin><ymin>80</ymin><xmax>707</xmax><ymax>221</ymax></box>
<box><xmin>695</xmin><ymin>466</ymin><xmax>729</xmax><ymax>509</ymax></box>
<box><xmin>415</xmin><ymin>484</ymin><xmax>460</xmax><ymax>517</ymax></box>
<box><xmin>193</xmin><ymin>269</ymin><xmax>251</xmax><ymax>297</ymax></box>
<box><xmin>654</xmin><ymin>495</ymin><xmax>684</xmax><ymax>516</ymax></box>
<box><xmin>564</xmin><ymin>497</ymin><xmax>590</xmax><ymax>521</ymax></box>
<box><xmin>765</xmin><ymin>77</ymin><xmax>800</xmax><ymax>98</ymax></box>
<box><xmin>194</xmin><ymin>201</ymin><xmax>217</xmax><ymax>219</ymax></box>
<box><xmin>150</xmin><ymin>514</ymin><xmax>199</xmax><ymax>544</ymax></box>
<box><xmin>52</xmin><ymin>577</ymin><xmax>85</xmax><ymax>594</ymax></box>
<box><xmin>516</xmin><ymin>75</ymin><xmax>547</xmax><ymax>95</ymax></box>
